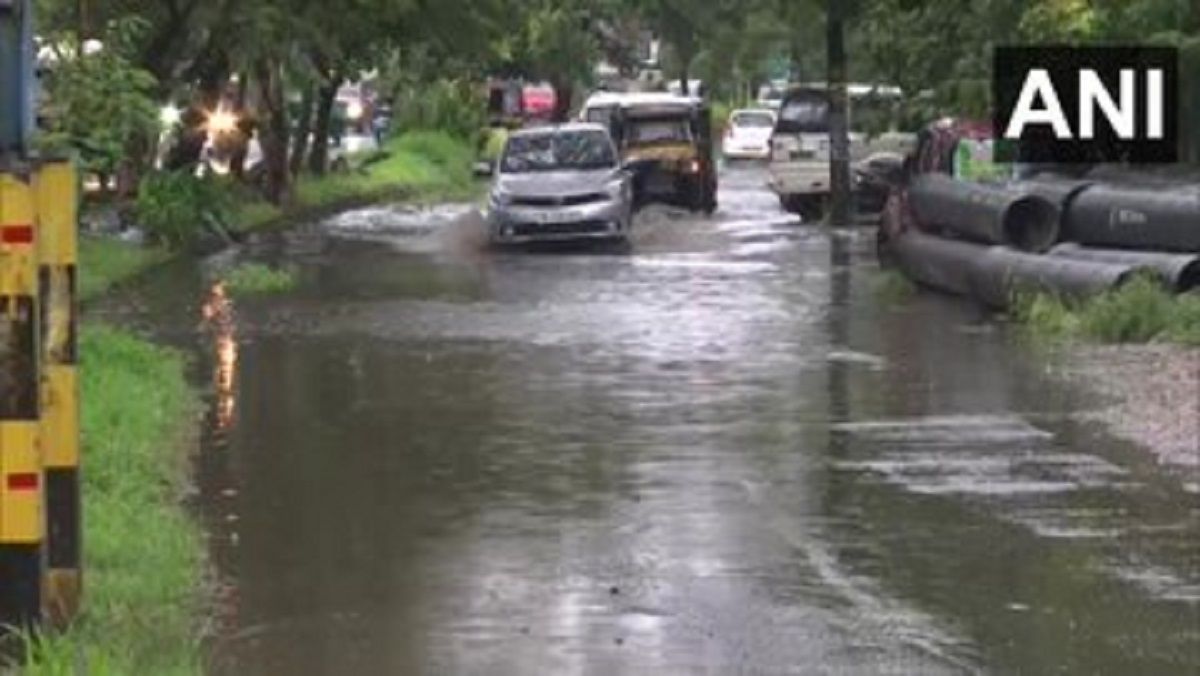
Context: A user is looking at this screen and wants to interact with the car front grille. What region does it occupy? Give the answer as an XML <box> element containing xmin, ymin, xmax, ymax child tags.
<box><xmin>511</xmin><ymin>193</ymin><xmax>607</xmax><ymax>207</ymax></box>
<box><xmin>511</xmin><ymin>220</ymin><xmax>610</xmax><ymax>237</ymax></box>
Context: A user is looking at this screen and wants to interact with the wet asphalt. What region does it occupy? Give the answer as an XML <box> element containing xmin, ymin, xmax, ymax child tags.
<box><xmin>99</xmin><ymin>164</ymin><xmax>1199</xmax><ymax>674</ymax></box>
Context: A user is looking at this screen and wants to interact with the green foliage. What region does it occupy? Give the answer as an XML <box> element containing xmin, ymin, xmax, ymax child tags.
<box><xmin>135</xmin><ymin>172</ymin><xmax>233</xmax><ymax>249</ymax></box>
<box><xmin>481</xmin><ymin>128</ymin><xmax>510</xmax><ymax>163</ymax></box>
<box><xmin>221</xmin><ymin>263</ymin><xmax>299</xmax><ymax>296</ymax></box>
<box><xmin>78</xmin><ymin>238</ymin><xmax>171</xmax><ymax>302</ymax></box>
<box><xmin>1019</xmin><ymin>0</ymin><xmax>1100</xmax><ymax>42</ymax></box>
<box><xmin>38</xmin><ymin>20</ymin><xmax>160</xmax><ymax>180</ymax></box>
<box><xmin>874</xmin><ymin>269</ymin><xmax>918</xmax><ymax>304</ymax></box>
<box><xmin>514</xmin><ymin>0</ymin><xmax>600</xmax><ymax>87</ymax></box>
<box><xmin>235</xmin><ymin>132</ymin><xmax>477</xmax><ymax>233</ymax></box>
<box><xmin>24</xmin><ymin>326</ymin><xmax>203</xmax><ymax>675</ymax></box>
<box><xmin>391</xmin><ymin>79</ymin><xmax>486</xmax><ymax>140</ymax></box>
<box><xmin>1014</xmin><ymin>276</ymin><xmax>1200</xmax><ymax>346</ymax></box>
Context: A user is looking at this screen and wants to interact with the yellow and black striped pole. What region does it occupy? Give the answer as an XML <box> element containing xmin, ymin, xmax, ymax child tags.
<box><xmin>35</xmin><ymin>161</ymin><xmax>79</xmax><ymax>627</ymax></box>
<box><xmin>0</xmin><ymin>168</ymin><xmax>44</xmax><ymax>628</ymax></box>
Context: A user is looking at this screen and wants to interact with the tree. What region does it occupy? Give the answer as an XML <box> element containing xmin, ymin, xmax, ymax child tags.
<box><xmin>38</xmin><ymin>19</ymin><xmax>160</xmax><ymax>195</ymax></box>
<box><xmin>635</xmin><ymin>0</ymin><xmax>746</xmax><ymax>95</ymax></box>
<box><xmin>826</xmin><ymin>0</ymin><xmax>853</xmax><ymax>226</ymax></box>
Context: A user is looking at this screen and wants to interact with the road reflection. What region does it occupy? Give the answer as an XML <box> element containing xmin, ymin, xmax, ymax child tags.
<box><xmin>202</xmin><ymin>281</ymin><xmax>239</xmax><ymax>432</ymax></box>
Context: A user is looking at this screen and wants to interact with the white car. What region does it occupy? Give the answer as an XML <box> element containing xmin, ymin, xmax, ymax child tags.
<box><xmin>722</xmin><ymin>108</ymin><xmax>777</xmax><ymax>160</ymax></box>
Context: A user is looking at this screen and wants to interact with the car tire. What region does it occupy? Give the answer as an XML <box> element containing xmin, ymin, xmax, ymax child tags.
<box><xmin>797</xmin><ymin>196</ymin><xmax>827</xmax><ymax>224</ymax></box>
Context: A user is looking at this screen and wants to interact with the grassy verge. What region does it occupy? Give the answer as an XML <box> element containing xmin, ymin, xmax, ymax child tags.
<box><xmin>874</xmin><ymin>268</ymin><xmax>918</xmax><ymax>304</ymax></box>
<box><xmin>234</xmin><ymin>130</ymin><xmax>478</xmax><ymax>233</ymax></box>
<box><xmin>26</xmin><ymin>327</ymin><xmax>203</xmax><ymax>675</ymax></box>
<box><xmin>1014</xmin><ymin>276</ymin><xmax>1200</xmax><ymax>346</ymax></box>
<box><xmin>79</xmin><ymin>130</ymin><xmax>476</xmax><ymax>282</ymax></box>
<box><xmin>78</xmin><ymin>238</ymin><xmax>170</xmax><ymax>302</ymax></box>
<box><xmin>220</xmin><ymin>262</ymin><xmax>298</xmax><ymax>297</ymax></box>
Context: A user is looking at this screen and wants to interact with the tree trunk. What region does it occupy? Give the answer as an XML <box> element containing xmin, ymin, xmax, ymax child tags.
<box><xmin>230</xmin><ymin>74</ymin><xmax>252</xmax><ymax>179</ymax></box>
<box><xmin>290</xmin><ymin>85</ymin><xmax>315</xmax><ymax>176</ymax></box>
<box><xmin>551</xmin><ymin>78</ymin><xmax>574</xmax><ymax>123</ymax></box>
<box><xmin>308</xmin><ymin>76</ymin><xmax>340</xmax><ymax>175</ymax></box>
<box><xmin>254</xmin><ymin>59</ymin><xmax>291</xmax><ymax>205</ymax></box>
<box><xmin>826</xmin><ymin>0</ymin><xmax>853</xmax><ymax>226</ymax></box>
<box><xmin>677</xmin><ymin>45</ymin><xmax>694</xmax><ymax>96</ymax></box>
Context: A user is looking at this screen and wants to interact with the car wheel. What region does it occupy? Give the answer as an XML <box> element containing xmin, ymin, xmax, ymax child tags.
<box><xmin>798</xmin><ymin>196</ymin><xmax>827</xmax><ymax>224</ymax></box>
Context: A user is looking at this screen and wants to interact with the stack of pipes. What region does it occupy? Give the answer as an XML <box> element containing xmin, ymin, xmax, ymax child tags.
<box><xmin>884</xmin><ymin>173</ymin><xmax>1200</xmax><ymax>308</ymax></box>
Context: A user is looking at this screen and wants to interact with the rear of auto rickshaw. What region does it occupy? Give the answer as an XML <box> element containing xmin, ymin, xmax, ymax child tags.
<box><xmin>589</xmin><ymin>95</ymin><xmax>717</xmax><ymax>214</ymax></box>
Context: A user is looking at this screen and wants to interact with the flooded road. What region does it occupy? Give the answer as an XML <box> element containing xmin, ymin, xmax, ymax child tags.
<box><xmin>104</xmin><ymin>165</ymin><xmax>1198</xmax><ymax>674</ymax></box>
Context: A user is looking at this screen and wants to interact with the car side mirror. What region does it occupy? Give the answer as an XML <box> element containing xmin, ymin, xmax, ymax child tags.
<box><xmin>473</xmin><ymin>160</ymin><xmax>495</xmax><ymax>178</ymax></box>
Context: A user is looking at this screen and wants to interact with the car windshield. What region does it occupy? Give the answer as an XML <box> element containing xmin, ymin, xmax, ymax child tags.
<box><xmin>501</xmin><ymin>130</ymin><xmax>616</xmax><ymax>173</ymax></box>
<box><xmin>732</xmin><ymin>112</ymin><xmax>775</xmax><ymax>129</ymax></box>
<box><xmin>627</xmin><ymin>117</ymin><xmax>692</xmax><ymax>145</ymax></box>
<box><xmin>777</xmin><ymin>93</ymin><xmax>831</xmax><ymax>134</ymax></box>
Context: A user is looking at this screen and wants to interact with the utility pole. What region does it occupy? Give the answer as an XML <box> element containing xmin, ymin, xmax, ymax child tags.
<box><xmin>0</xmin><ymin>0</ymin><xmax>84</xmax><ymax>631</ymax></box>
<box><xmin>78</xmin><ymin>0</ymin><xmax>91</xmax><ymax>37</ymax></box>
<box><xmin>826</xmin><ymin>0</ymin><xmax>854</xmax><ymax>226</ymax></box>
<box><xmin>0</xmin><ymin>0</ymin><xmax>35</xmax><ymax>157</ymax></box>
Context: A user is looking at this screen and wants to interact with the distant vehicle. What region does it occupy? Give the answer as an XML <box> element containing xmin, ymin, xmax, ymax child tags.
<box><xmin>666</xmin><ymin>79</ymin><xmax>706</xmax><ymax>98</ymax></box>
<box><xmin>579</xmin><ymin>92</ymin><xmax>717</xmax><ymax>213</ymax></box>
<box><xmin>521</xmin><ymin>83</ymin><xmax>557</xmax><ymax>120</ymax></box>
<box><xmin>486</xmin><ymin>124</ymin><xmax>634</xmax><ymax>245</ymax></box>
<box><xmin>756</xmin><ymin>83</ymin><xmax>786</xmax><ymax>110</ymax></box>
<box><xmin>767</xmin><ymin>83</ymin><xmax>915</xmax><ymax>222</ymax></box>
<box><xmin>722</xmin><ymin>108</ymin><xmax>777</xmax><ymax>161</ymax></box>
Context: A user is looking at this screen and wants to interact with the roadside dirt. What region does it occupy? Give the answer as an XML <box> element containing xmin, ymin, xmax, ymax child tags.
<box><xmin>1058</xmin><ymin>344</ymin><xmax>1200</xmax><ymax>467</ymax></box>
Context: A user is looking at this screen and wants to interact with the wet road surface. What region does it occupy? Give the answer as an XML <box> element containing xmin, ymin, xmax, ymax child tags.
<box><xmin>101</xmin><ymin>165</ymin><xmax>1198</xmax><ymax>674</ymax></box>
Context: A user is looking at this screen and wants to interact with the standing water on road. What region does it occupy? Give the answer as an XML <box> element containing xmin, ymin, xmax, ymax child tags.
<box><xmin>97</xmin><ymin>166</ymin><xmax>1198</xmax><ymax>674</ymax></box>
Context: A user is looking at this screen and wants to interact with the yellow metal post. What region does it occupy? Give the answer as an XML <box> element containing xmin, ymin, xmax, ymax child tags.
<box><xmin>35</xmin><ymin>161</ymin><xmax>79</xmax><ymax>627</ymax></box>
<box><xmin>0</xmin><ymin>168</ymin><xmax>43</xmax><ymax>628</ymax></box>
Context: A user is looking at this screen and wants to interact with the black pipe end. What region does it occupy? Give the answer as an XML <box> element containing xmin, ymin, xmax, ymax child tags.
<box><xmin>1176</xmin><ymin>259</ymin><xmax>1200</xmax><ymax>293</ymax></box>
<box><xmin>1004</xmin><ymin>195</ymin><xmax>1061</xmax><ymax>253</ymax></box>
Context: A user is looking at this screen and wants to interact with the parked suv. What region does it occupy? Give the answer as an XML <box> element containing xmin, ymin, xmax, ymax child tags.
<box><xmin>767</xmin><ymin>85</ymin><xmax>914</xmax><ymax>222</ymax></box>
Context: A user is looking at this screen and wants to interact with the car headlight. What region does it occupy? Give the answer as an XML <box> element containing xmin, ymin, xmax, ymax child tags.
<box><xmin>605</xmin><ymin>180</ymin><xmax>626</xmax><ymax>200</ymax></box>
<box><xmin>489</xmin><ymin>188</ymin><xmax>513</xmax><ymax>207</ymax></box>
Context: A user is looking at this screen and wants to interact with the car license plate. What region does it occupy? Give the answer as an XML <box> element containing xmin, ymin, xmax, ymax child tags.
<box><xmin>529</xmin><ymin>209</ymin><xmax>579</xmax><ymax>225</ymax></box>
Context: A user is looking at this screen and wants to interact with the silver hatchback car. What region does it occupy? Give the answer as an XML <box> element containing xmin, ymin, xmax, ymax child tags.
<box><xmin>487</xmin><ymin>124</ymin><xmax>634</xmax><ymax>245</ymax></box>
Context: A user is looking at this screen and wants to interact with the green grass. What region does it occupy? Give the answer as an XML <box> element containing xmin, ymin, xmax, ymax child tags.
<box><xmin>234</xmin><ymin>130</ymin><xmax>477</xmax><ymax>233</ymax></box>
<box><xmin>25</xmin><ymin>326</ymin><xmax>203</xmax><ymax>675</ymax></box>
<box><xmin>220</xmin><ymin>262</ymin><xmax>298</xmax><ymax>297</ymax></box>
<box><xmin>1014</xmin><ymin>276</ymin><xmax>1200</xmax><ymax>346</ymax></box>
<box><xmin>78</xmin><ymin>238</ymin><xmax>170</xmax><ymax>302</ymax></box>
<box><xmin>874</xmin><ymin>268</ymin><xmax>918</xmax><ymax>304</ymax></box>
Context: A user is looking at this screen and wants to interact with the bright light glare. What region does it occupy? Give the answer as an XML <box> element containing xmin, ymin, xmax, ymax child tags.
<box><xmin>82</xmin><ymin>39</ymin><xmax>104</xmax><ymax>55</ymax></box>
<box><xmin>160</xmin><ymin>105</ymin><xmax>182</xmax><ymax>127</ymax></box>
<box><xmin>346</xmin><ymin>100</ymin><xmax>365</xmax><ymax>121</ymax></box>
<box><xmin>206</xmin><ymin>109</ymin><xmax>239</xmax><ymax>135</ymax></box>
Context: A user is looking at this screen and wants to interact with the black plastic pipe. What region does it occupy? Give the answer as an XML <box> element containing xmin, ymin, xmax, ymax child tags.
<box><xmin>887</xmin><ymin>230</ymin><xmax>1138</xmax><ymax>308</ymax></box>
<box><xmin>1061</xmin><ymin>184</ymin><xmax>1200</xmax><ymax>253</ymax></box>
<box><xmin>1048</xmin><ymin>243</ymin><xmax>1200</xmax><ymax>292</ymax></box>
<box><xmin>888</xmin><ymin>229</ymin><xmax>979</xmax><ymax>296</ymax></box>
<box><xmin>908</xmin><ymin>174</ymin><xmax>1061</xmax><ymax>253</ymax></box>
<box><xmin>971</xmin><ymin>246</ymin><xmax>1138</xmax><ymax>308</ymax></box>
